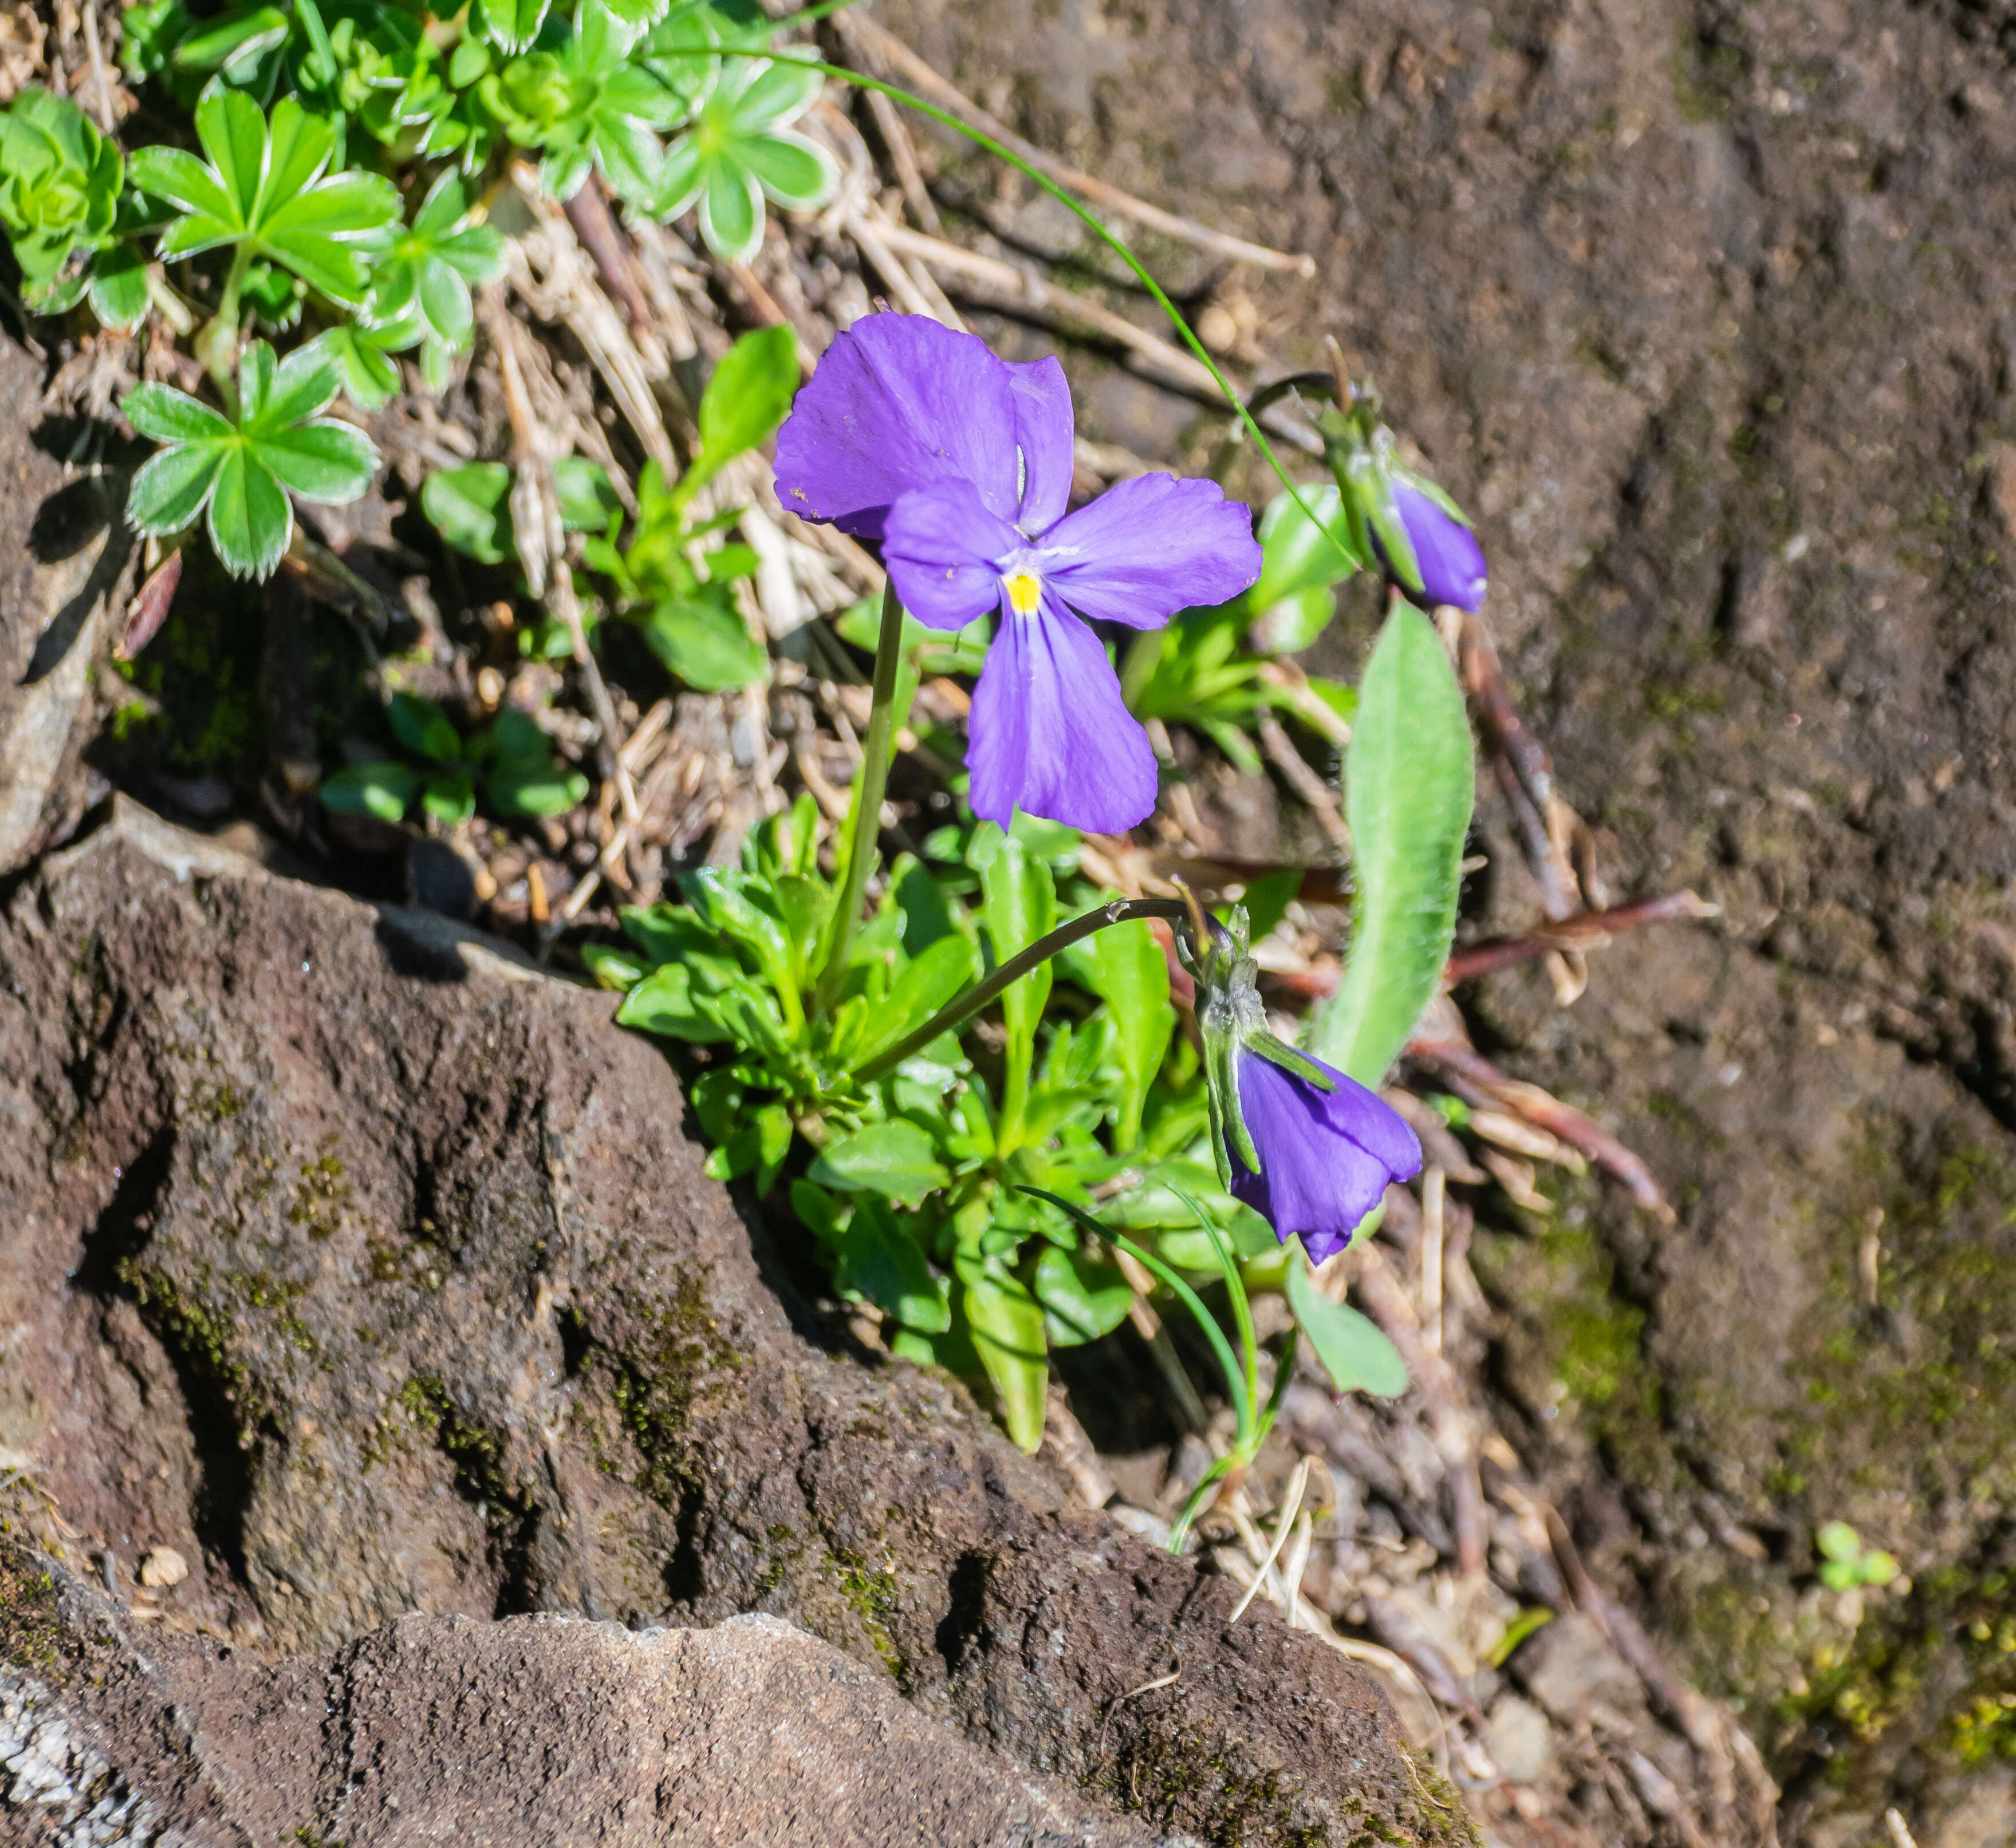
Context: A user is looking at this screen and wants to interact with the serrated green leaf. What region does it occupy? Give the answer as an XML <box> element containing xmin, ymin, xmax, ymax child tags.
<box><xmin>809</xmin><ymin>1121</ymin><xmax>949</xmax><ymax>1205</ymax></box>
<box><xmin>1286</xmin><ymin>1250</ymin><xmax>1409</xmax><ymax>1398</ymax></box>
<box><xmin>1308</xmin><ymin>603</ymin><xmax>1474</xmax><ymax>1086</ymax></box>
<box><xmin>656</xmin><ymin>56</ymin><xmax>836</xmax><ymax>261</ymax></box>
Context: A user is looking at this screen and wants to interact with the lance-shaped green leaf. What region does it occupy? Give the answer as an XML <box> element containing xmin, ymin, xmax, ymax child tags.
<box><xmin>1309</xmin><ymin>602</ymin><xmax>1474</xmax><ymax>1086</ymax></box>
<box><xmin>124</xmin><ymin>340</ymin><xmax>378</xmax><ymax>580</ymax></box>
<box><xmin>130</xmin><ymin>90</ymin><xmax>400</xmax><ymax>308</ymax></box>
<box><xmin>359</xmin><ymin>170</ymin><xmax>504</xmax><ymax>388</ymax></box>
<box><xmin>0</xmin><ymin>88</ymin><xmax>123</xmax><ymax>311</ymax></box>
<box><xmin>653</xmin><ymin>54</ymin><xmax>836</xmax><ymax>262</ymax></box>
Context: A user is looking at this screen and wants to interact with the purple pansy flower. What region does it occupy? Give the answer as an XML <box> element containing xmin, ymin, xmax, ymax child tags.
<box><xmin>1373</xmin><ymin>478</ymin><xmax>1488</xmax><ymax>614</ymax></box>
<box><xmin>773</xmin><ymin>313</ymin><xmax>1263</xmax><ymax>833</ymax></box>
<box><xmin>1227</xmin><ymin>1047</ymin><xmax>1423</xmax><ymax>1264</ymax></box>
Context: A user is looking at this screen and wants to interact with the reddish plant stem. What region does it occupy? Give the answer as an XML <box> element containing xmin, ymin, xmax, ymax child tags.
<box><xmin>1442</xmin><ymin>890</ymin><xmax>1719</xmax><ymax>982</ymax></box>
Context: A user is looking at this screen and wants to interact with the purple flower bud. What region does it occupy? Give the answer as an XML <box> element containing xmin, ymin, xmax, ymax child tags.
<box><xmin>1226</xmin><ymin>1047</ymin><xmax>1422</xmax><ymax>1265</ymax></box>
<box><xmin>1375</xmin><ymin>479</ymin><xmax>1487</xmax><ymax>614</ymax></box>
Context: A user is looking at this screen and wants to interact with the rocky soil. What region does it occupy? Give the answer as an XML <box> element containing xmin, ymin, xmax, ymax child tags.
<box><xmin>0</xmin><ymin>804</ymin><xmax>1459</xmax><ymax>1847</ymax></box>
<box><xmin>871</xmin><ymin>0</ymin><xmax>2016</xmax><ymax>1841</ymax></box>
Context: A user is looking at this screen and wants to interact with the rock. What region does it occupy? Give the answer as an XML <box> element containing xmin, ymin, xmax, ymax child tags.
<box><xmin>0</xmin><ymin>799</ymin><xmax>1466</xmax><ymax>1848</ymax></box>
<box><xmin>136</xmin><ymin>1546</ymin><xmax>187</xmax><ymax>1589</ymax></box>
<box><xmin>0</xmin><ymin>344</ymin><xmax>133</xmax><ymax>877</ymax></box>
<box><xmin>1483</xmin><ymin>1696</ymin><xmax>1554</xmax><ymax>1786</ymax></box>
<box><xmin>1</xmin><ymin>1542</ymin><xmax>1156</xmax><ymax>1846</ymax></box>
<box><xmin>1510</xmin><ymin>1613</ymin><xmax>1640</xmax><ymax>1720</ymax></box>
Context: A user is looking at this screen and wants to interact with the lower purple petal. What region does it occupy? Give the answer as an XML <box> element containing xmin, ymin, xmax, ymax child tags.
<box><xmin>1037</xmin><ymin>473</ymin><xmax>1263</xmax><ymax>628</ymax></box>
<box><xmin>881</xmin><ymin>478</ymin><xmax>1022</xmax><ymax>632</ymax></box>
<box><xmin>1227</xmin><ymin>1048</ymin><xmax>1422</xmax><ymax>1256</ymax></box>
<box><xmin>1386</xmin><ymin>481</ymin><xmax>1487</xmax><ymax>612</ymax></box>
<box><xmin>966</xmin><ymin>595</ymin><xmax>1159</xmax><ymax>833</ymax></box>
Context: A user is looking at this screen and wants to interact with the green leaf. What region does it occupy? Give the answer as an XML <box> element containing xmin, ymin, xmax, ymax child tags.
<box><xmin>956</xmin><ymin>1253</ymin><xmax>1049</xmax><ymax>1452</ymax></box>
<box><xmin>361</xmin><ymin>169</ymin><xmax>504</xmax><ymax>372</ymax></box>
<box><xmin>809</xmin><ymin>1121</ymin><xmax>950</xmax><ymax>1205</ymax></box>
<box><xmin>422</xmin><ymin>768</ymin><xmax>477</xmax><ymax>827</ymax></box>
<box><xmin>321</xmin><ymin>759</ymin><xmax>421</xmax><ymax>823</ymax></box>
<box><xmin>968</xmin><ymin>821</ymin><xmax>1053</xmax><ymax>1122</ymax></box>
<box><xmin>387</xmin><ymin>692</ymin><xmax>461</xmax><ymax>765</ymax></box>
<box><xmin>679</xmin><ymin>323</ymin><xmax>797</xmax><ymax>505</ymax></box>
<box><xmin>121</xmin><ymin>341</ymin><xmax>378</xmax><ymax>582</ymax></box>
<box><xmin>1061</xmin><ymin>915</ymin><xmax>1169</xmax><ymax>1153</ymax></box>
<box><xmin>1308</xmin><ymin>603</ymin><xmax>1474</xmax><ymax>1086</ymax></box>
<box><xmin>1249</xmin><ymin>483</ymin><xmax>1361</xmax><ymax>612</ymax></box>
<box><xmin>0</xmin><ymin>89</ymin><xmax>123</xmax><ymax>301</ymax></box>
<box><xmin>615</xmin><ymin>961</ymin><xmax>731</xmax><ymax>1043</ymax></box>
<box><xmin>138</xmin><ymin>93</ymin><xmax>399</xmax><ymax>308</ymax></box>
<box><xmin>635</xmin><ymin>591</ymin><xmax>769</xmax><ymax>691</ymax></box>
<box><xmin>655</xmin><ymin>56</ymin><xmax>836</xmax><ymax>262</ymax></box>
<box><xmin>470</xmin><ymin>0</ymin><xmax>552</xmax><ymax>52</ymax></box>
<box><xmin>554</xmin><ymin>455</ymin><xmax>620</xmax><ymax>532</ymax></box>
<box><xmin>487</xmin><ymin>756</ymin><xmax>589</xmax><ymax>817</ymax></box>
<box><xmin>1286</xmin><ymin>1250</ymin><xmax>1409</xmax><ymax>1398</ymax></box>
<box><xmin>856</xmin><ymin>933</ymin><xmax>979</xmax><ymax>1067</ymax></box>
<box><xmin>86</xmin><ymin>243</ymin><xmax>151</xmax><ymax>331</ymax></box>
<box><xmin>1032</xmin><ymin>1244</ymin><xmax>1132</xmax><ymax>1348</ymax></box>
<box><xmin>422</xmin><ymin>462</ymin><xmax>514</xmax><ymax>564</ymax></box>
<box><xmin>836</xmin><ymin>1198</ymin><xmax>950</xmax><ymax>1333</ymax></box>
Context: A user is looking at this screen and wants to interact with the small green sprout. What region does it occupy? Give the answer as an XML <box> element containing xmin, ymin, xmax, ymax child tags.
<box><xmin>1816</xmin><ymin>1520</ymin><xmax>1899</xmax><ymax>1592</ymax></box>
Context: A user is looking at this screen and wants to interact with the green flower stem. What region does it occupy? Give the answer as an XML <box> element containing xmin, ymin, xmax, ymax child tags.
<box><xmin>195</xmin><ymin>245</ymin><xmax>252</xmax><ymax>400</ymax></box>
<box><xmin>812</xmin><ymin>578</ymin><xmax>905</xmax><ymax>1017</ymax></box>
<box><xmin>856</xmin><ymin>896</ymin><xmax>1192</xmax><ymax>1082</ymax></box>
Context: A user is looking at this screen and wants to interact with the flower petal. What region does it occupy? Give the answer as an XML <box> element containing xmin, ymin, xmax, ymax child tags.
<box><xmin>967</xmin><ymin>594</ymin><xmax>1159</xmax><ymax>833</ymax></box>
<box><xmin>1227</xmin><ymin>1048</ymin><xmax>1422</xmax><ymax>1261</ymax></box>
<box><xmin>773</xmin><ymin>313</ymin><xmax>1024</xmax><ymax>540</ymax></box>
<box><xmin>1038</xmin><ymin>472</ymin><xmax>1263</xmax><ymax>628</ymax></box>
<box><xmin>1385</xmin><ymin>479</ymin><xmax>1487</xmax><ymax>612</ymax></box>
<box><xmin>881</xmin><ymin>477</ymin><xmax>1020</xmax><ymax>632</ymax></box>
<box><xmin>1006</xmin><ymin>353</ymin><xmax>1073</xmax><ymax>532</ymax></box>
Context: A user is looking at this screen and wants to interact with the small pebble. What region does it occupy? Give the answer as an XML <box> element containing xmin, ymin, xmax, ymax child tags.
<box><xmin>138</xmin><ymin>1547</ymin><xmax>188</xmax><ymax>1590</ymax></box>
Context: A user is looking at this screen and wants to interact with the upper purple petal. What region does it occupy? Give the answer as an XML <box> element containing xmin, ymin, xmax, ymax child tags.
<box><xmin>1035</xmin><ymin>473</ymin><xmax>1263</xmax><ymax>629</ymax></box>
<box><xmin>966</xmin><ymin>594</ymin><xmax>1159</xmax><ymax>833</ymax></box>
<box><xmin>1006</xmin><ymin>353</ymin><xmax>1074</xmax><ymax>532</ymax></box>
<box><xmin>1226</xmin><ymin>1048</ymin><xmax>1423</xmax><ymax>1260</ymax></box>
<box><xmin>880</xmin><ymin>478</ymin><xmax>1022</xmax><ymax>633</ymax></box>
<box><xmin>1383</xmin><ymin>481</ymin><xmax>1487</xmax><ymax>613</ymax></box>
<box><xmin>771</xmin><ymin>313</ymin><xmax>1074</xmax><ymax>542</ymax></box>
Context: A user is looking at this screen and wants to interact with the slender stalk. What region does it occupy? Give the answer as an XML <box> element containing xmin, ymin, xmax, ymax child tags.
<box><xmin>813</xmin><ymin>579</ymin><xmax>905</xmax><ymax>1016</ymax></box>
<box><xmin>195</xmin><ymin>245</ymin><xmax>252</xmax><ymax>401</ymax></box>
<box><xmin>856</xmin><ymin>897</ymin><xmax>1190</xmax><ymax>1081</ymax></box>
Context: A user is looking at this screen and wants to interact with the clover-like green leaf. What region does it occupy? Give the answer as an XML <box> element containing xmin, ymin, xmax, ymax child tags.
<box><xmin>655</xmin><ymin>53</ymin><xmax>836</xmax><ymax>262</ymax></box>
<box><xmin>360</xmin><ymin>170</ymin><xmax>505</xmax><ymax>387</ymax></box>
<box><xmin>0</xmin><ymin>88</ymin><xmax>124</xmax><ymax>310</ymax></box>
<box><xmin>130</xmin><ymin>91</ymin><xmax>401</xmax><ymax>308</ymax></box>
<box><xmin>124</xmin><ymin>339</ymin><xmax>379</xmax><ymax>580</ymax></box>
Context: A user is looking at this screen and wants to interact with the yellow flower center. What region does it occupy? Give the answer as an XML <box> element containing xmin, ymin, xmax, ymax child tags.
<box><xmin>1002</xmin><ymin>569</ymin><xmax>1042</xmax><ymax>616</ymax></box>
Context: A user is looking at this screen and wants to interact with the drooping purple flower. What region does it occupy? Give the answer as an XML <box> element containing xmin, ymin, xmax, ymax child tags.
<box><xmin>1226</xmin><ymin>1047</ymin><xmax>1423</xmax><ymax>1264</ymax></box>
<box><xmin>773</xmin><ymin>313</ymin><xmax>1263</xmax><ymax>833</ymax></box>
<box><xmin>1372</xmin><ymin>477</ymin><xmax>1488</xmax><ymax>614</ymax></box>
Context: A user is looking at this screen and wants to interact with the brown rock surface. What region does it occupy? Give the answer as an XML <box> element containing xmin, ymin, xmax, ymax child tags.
<box><xmin>0</xmin><ymin>1542</ymin><xmax>1158</xmax><ymax>1846</ymax></box>
<box><xmin>0</xmin><ymin>800</ymin><xmax>1464</xmax><ymax>1847</ymax></box>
